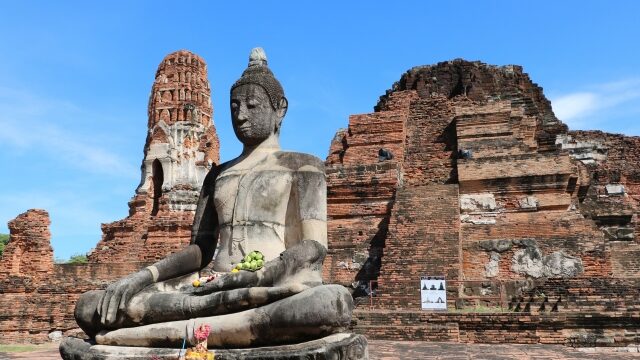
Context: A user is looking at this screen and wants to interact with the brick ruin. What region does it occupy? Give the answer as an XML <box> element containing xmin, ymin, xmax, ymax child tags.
<box><xmin>323</xmin><ymin>60</ymin><xmax>640</xmax><ymax>346</ymax></box>
<box><xmin>0</xmin><ymin>209</ymin><xmax>147</xmax><ymax>343</ymax></box>
<box><xmin>0</xmin><ymin>50</ymin><xmax>219</xmax><ymax>343</ymax></box>
<box><xmin>89</xmin><ymin>49</ymin><xmax>219</xmax><ymax>263</ymax></box>
<box><xmin>0</xmin><ymin>210</ymin><xmax>53</xmax><ymax>280</ymax></box>
<box><xmin>1</xmin><ymin>57</ymin><xmax>639</xmax><ymax>347</ymax></box>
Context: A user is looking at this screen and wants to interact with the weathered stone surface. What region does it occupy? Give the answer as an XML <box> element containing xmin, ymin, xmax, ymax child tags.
<box><xmin>460</xmin><ymin>193</ymin><xmax>497</xmax><ymax>212</ymax></box>
<box><xmin>48</xmin><ymin>331</ymin><xmax>63</xmax><ymax>342</ymax></box>
<box><xmin>511</xmin><ymin>247</ymin><xmax>583</xmax><ymax>278</ymax></box>
<box><xmin>518</xmin><ymin>196</ymin><xmax>539</xmax><ymax>210</ymax></box>
<box><xmin>60</xmin><ymin>333</ymin><xmax>368</xmax><ymax>360</ymax></box>
<box><xmin>602</xmin><ymin>226</ymin><xmax>635</xmax><ymax>240</ymax></box>
<box><xmin>605</xmin><ymin>184</ymin><xmax>625</xmax><ymax>195</ymax></box>
<box><xmin>485</xmin><ymin>252</ymin><xmax>501</xmax><ymax>278</ymax></box>
<box><xmin>478</xmin><ymin>239</ymin><xmax>513</xmax><ymax>253</ymax></box>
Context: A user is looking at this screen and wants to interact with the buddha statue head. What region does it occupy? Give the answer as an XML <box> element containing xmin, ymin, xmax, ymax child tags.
<box><xmin>230</xmin><ymin>48</ymin><xmax>288</xmax><ymax>146</ymax></box>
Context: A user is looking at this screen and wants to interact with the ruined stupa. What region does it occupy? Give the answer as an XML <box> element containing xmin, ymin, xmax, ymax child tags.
<box><xmin>88</xmin><ymin>50</ymin><xmax>220</xmax><ymax>263</ymax></box>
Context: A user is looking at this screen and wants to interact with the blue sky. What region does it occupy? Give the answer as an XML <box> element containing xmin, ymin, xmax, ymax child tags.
<box><xmin>1</xmin><ymin>1</ymin><xmax>639</xmax><ymax>260</ymax></box>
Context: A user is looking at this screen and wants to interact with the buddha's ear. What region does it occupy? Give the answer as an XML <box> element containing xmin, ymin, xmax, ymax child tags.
<box><xmin>277</xmin><ymin>97</ymin><xmax>288</xmax><ymax>118</ymax></box>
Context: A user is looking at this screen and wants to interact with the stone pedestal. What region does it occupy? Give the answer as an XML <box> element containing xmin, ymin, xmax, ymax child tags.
<box><xmin>60</xmin><ymin>332</ymin><xmax>368</xmax><ymax>360</ymax></box>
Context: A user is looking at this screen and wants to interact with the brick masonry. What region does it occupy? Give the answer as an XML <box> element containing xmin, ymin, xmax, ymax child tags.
<box><xmin>325</xmin><ymin>59</ymin><xmax>640</xmax><ymax>346</ymax></box>
<box><xmin>0</xmin><ymin>209</ymin><xmax>150</xmax><ymax>343</ymax></box>
<box><xmin>89</xmin><ymin>49</ymin><xmax>219</xmax><ymax>264</ymax></box>
<box><xmin>2</xmin><ymin>58</ymin><xmax>640</xmax><ymax>346</ymax></box>
<box><xmin>0</xmin><ymin>50</ymin><xmax>219</xmax><ymax>343</ymax></box>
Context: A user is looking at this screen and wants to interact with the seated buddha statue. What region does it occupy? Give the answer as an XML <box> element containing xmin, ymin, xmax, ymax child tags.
<box><xmin>73</xmin><ymin>48</ymin><xmax>353</xmax><ymax>349</ymax></box>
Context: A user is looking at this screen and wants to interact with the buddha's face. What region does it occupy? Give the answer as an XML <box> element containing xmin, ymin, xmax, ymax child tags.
<box><xmin>231</xmin><ymin>84</ymin><xmax>284</xmax><ymax>146</ymax></box>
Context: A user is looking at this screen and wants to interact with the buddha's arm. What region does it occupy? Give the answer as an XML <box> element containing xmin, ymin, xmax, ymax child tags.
<box><xmin>98</xmin><ymin>167</ymin><xmax>219</xmax><ymax>326</ymax></box>
<box><xmin>296</xmin><ymin>164</ymin><xmax>328</xmax><ymax>248</ymax></box>
<box><xmin>145</xmin><ymin>166</ymin><xmax>220</xmax><ymax>282</ymax></box>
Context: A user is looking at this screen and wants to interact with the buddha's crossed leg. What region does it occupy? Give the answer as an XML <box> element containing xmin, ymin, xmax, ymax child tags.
<box><xmin>76</xmin><ymin>240</ymin><xmax>353</xmax><ymax>346</ymax></box>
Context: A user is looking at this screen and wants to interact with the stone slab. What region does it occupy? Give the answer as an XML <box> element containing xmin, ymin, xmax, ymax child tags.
<box><xmin>59</xmin><ymin>332</ymin><xmax>368</xmax><ymax>360</ymax></box>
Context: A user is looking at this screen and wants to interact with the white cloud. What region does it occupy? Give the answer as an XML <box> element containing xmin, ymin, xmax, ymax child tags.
<box><xmin>551</xmin><ymin>92</ymin><xmax>597</xmax><ymax>121</ymax></box>
<box><xmin>0</xmin><ymin>86</ymin><xmax>137</xmax><ymax>177</ymax></box>
<box><xmin>551</xmin><ymin>78</ymin><xmax>640</xmax><ymax>130</ymax></box>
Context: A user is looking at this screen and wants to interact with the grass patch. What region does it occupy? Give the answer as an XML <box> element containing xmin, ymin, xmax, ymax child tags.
<box><xmin>0</xmin><ymin>344</ymin><xmax>56</xmax><ymax>352</ymax></box>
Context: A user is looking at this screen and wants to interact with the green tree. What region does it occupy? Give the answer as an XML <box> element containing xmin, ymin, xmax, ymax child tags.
<box><xmin>66</xmin><ymin>253</ymin><xmax>88</xmax><ymax>264</ymax></box>
<box><xmin>0</xmin><ymin>234</ymin><xmax>9</xmax><ymax>257</ymax></box>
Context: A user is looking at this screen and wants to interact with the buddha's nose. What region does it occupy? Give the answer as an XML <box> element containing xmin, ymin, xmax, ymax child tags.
<box><xmin>237</xmin><ymin>104</ymin><xmax>249</xmax><ymax>121</ymax></box>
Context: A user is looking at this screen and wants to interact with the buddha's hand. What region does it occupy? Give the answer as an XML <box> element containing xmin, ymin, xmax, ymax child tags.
<box><xmin>97</xmin><ymin>270</ymin><xmax>154</xmax><ymax>327</ymax></box>
<box><xmin>193</xmin><ymin>240</ymin><xmax>326</xmax><ymax>295</ymax></box>
<box><xmin>193</xmin><ymin>270</ymin><xmax>259</xmax><ymax>295</ymax></box>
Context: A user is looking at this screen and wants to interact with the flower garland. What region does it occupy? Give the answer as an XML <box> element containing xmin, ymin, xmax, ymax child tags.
<box><xmin>183</xmin><ymin>324</ymin><xmax>213</xmax><ymax>360</ymax></box>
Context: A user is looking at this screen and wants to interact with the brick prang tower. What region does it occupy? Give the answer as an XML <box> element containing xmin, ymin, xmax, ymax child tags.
<box><xmin>89</xmin><ymin>50</ymin><xmax>220</xmax><ymax>263</ymax></box>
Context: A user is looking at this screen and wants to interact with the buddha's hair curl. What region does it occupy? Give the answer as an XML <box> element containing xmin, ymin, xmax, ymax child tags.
<box><xmin>231</xmin><ymin>48</ymin><xmax>285</xmax><ymax>110</ymax></box>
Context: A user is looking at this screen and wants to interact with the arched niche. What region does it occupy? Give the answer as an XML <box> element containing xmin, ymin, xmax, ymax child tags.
<box><xmin>159</xmin><ymin>109</ymin><xmax>170</xmax><ymax>123</ymax></box>
<box><xmin>151</xmin><ymin>159</ymin><xmax>164</xmax><ymax>216</ymax></box>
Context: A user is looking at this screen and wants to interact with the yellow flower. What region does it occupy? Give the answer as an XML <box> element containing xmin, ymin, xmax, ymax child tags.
<box><xmin>231</xmin><ymin>268</ymin><xmax>239</xmax><ymax>273</ymax></box>
<box><xmin>192</xmin><ymin>280</ymin><xmax>201</xmax><ymax>287</ymax></box>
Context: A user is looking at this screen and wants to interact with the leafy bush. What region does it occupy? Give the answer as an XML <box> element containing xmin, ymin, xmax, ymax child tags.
<box><xmin>0</xmin><ymin>233</ymin><xmax>9</xmax><ymax>257</ymax></box>
<box><xmin>66</xmin><ymin>254</ymin><xmax>88</xmax><ymax>264</ymax></box>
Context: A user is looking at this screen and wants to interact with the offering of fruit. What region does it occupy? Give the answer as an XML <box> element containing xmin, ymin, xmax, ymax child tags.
<box><xmin>233</xmin><ymin>250</ymin><xmax>266</xmax><ymax>272</ymax></box>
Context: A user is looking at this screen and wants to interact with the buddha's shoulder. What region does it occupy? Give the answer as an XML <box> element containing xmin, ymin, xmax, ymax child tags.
<box><xmin>273</xmin><ymin>151</ymin><xmax>325</xmax><ymax>173</ymax></box>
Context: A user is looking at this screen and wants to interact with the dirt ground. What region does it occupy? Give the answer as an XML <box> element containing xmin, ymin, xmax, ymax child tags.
<box><xmin>1</xmin><ymin>340</ymin><xmax>639</xmax><ymax>359</ymax></box>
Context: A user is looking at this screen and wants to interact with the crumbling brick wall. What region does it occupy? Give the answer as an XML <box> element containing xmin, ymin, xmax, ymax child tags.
<box><xmin>323</xmin><ymin>91</ymin><xmax>416</xmax><ymax>296</ymax></box>
<box><xmin>563</xmin><ymin>130</ymin><xmax>640</xmax><ymax>279</ymax></box>
<box><xmin>0</xmin><ymin>209</ymin><xmax>53</xmax><ymax>279</ymax></box>
<box><xmin>0</xmin><ymin>263</ymin><xmax>148</xmax><ymax>343</ymax></box>
<box><xmin>0</xmin><ymin>209</ymin><xmax>151</xmax><ymax>343</ymax></box>
<box><xmin>326</xmin><ymin>59</ymin><xmax>640</xmax><ymax>346</ymax></box>
<box><xmin>375</xmin><ymin>184</ymin><xmax>460</xmax><ymax>309</ymax></box>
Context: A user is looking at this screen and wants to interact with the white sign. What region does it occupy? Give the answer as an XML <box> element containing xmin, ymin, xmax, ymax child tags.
<box><xmin>420</xmin><ymin>276</ymin><xmax>446</xmax><ymax>310</ymax></box>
